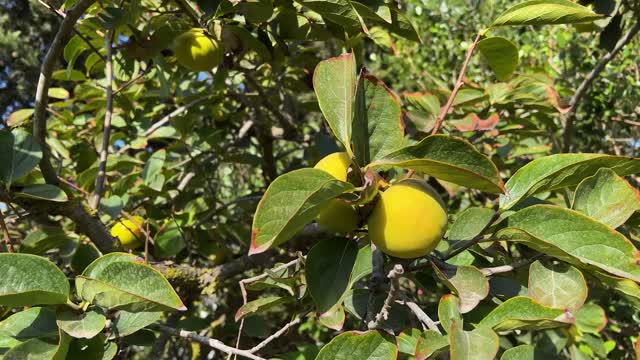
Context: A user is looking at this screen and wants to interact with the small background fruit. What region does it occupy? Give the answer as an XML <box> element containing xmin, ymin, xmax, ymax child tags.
<box><xmin>368</xmin><ymin>179</ymin><xmax>447</xmax><ymax>258</ymax></box>
<box><xmin>111</xmin><ymin>216</ymin><xmax>145</xmax><ymax>250</ymax></box>
<box><xmin>173</xmin><ymin>28</ymin><xmax>223</xmax><ymax>71</ymax></box>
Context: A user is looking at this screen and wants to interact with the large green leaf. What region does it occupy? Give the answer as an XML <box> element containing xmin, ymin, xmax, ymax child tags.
<box><xmin>438</xmin><ymin>294</ymin><xmax>462</xmax><ymax>334</ymax></box>
<box><xmin>448</xmin><ymin>207</ymin><xmax>496</xmax><ymax>241</ymax></box>
<box><xmin>56</xmin><ymin>309</ymin><xmax>106</xmax><ymax>339</ymax></box>
<box><xmin>415</xmin><ymin>330</ymin><xmax>449</xmax><ymax>360</ymax></box>
<box><xmin>109</xmin><ymin>310</ymin><xmax>163</xmax><ymax>338</ymax></box>
<box><xmin>501</xmin><ymin>205</ymin><xmax>640</xmax><ymax>282</ymax></box>
<box><xmin>491</xmin><ymin>0</ymin><xmax>603</xmax><ymax>27</ymax></box>
<box><xmin>315</xmin><ymin>330</ymin><xmax>398</xmax><ymax>360</ymax></box>
<box><xmin>0</xmin><ymin>307</ymin><xmax>58</xmax><ymax>341</ymax></box>
<box><xmin>0</xmin><ymin>253</ymin><xmax>69</xmax><ymax>307</ymax></box>
<box><xmin>21</xmin><ymin>227</ymin><xmax>74</xmax><ymax>255</ymax></box>
<box><xmin>353</xmin><ymin>71</ymin><xmax>404</xmax><ymax>166</ymax></box>
<box><xmin>528</xmin><ymin>260</ymin><xmax>587</xmax><ymax>311</ymax></box>
<box><xmin>15</xmin><ymin>184</ymin><xmax>68</xmax><ymax>202</ymax></box>
<box><xmin>250</xmin><ymin>168</ymin><xmax>354</xmax><ymax>254</ymax></box>
<box><xmin>477</xmin><ymin>296</ymin><xmax>573</xmax><ymax>331</ymax></box>
<box><xmin>76</xmin><ymin>260</ymin><xmax>185</xmax><ymax>312</ymax></box>
<box><xmin>368</xmin><ymin>135</ymin><xmax>504</xmax><ymax>193</ymax></box>
<box><xmin>500</xmin><ymin>154</ymin><xmax>640</xmax><ymax>209</ymax></box>
<box><xmin>296</xmin><ymin>0</ymin><xmax>362</xmax><ymax>34</ymax></box>
<box><xmin>572</xmin><ymin>168</ymin><xmax>640</xmax><ymax>228</ymax></box>
<box><xmin>575</xmin><ymin>303</ymin><xmax>607</xmax><ymax>334</ymax></box>
<box><xmin>449</xmin><ymin>320</ymin><xmax>498</xmax><ymax>360</ymax></box>
<box><xmin>477</xmin><ymin>37</ymin><xmax>519</xmax><ymax>81</ymax></box>
<box><xmin>306</xmin><ymin>238</ymin><xmax>358</xmax><ymax>313</ymax></box>
<box><xmin>592</xmin><ymin>271</ymin><xmax>640</xmax><ymax>308</ymax></box>
<box><xmin>2</xmin><ymin>337</ymin><xmax>65</xmax><ymax>360</ymax></box>
<box><xmin>0</xmin><ymin>129</ymin><xmax>43</xmax><ymax>185</ymax></box>
<box><xmin>313</xmin><ymin>54</ymin><xmax>357</xmax><ymax>154</ymax></box>
<box><xmin>434</xmin><ymin>265</ymin><xmax>489</xmax><ymax>314</ymax></box>
<box><xmin>142</xmin><ymin>149</ymin><xmax>166</xmax><ymax>192</ymax></box>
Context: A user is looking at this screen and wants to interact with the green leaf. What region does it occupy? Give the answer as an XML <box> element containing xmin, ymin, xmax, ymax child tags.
<box><xmin>47</xmin><ymin>88</ymin><xmax>70</xmax><ymax>100</ymax></box>
<box><xmin>438</xmin><ymin>294</ymin><xmax>462</xmax><ymax>334</ymax></box>
<box><xmin>500</xmin><ymin>154</ymin><xmax>640</xmax><ymax>209</ymax></box>
<box><xmin>318</xmin><ymin>304</ymin><xmax>345</xmax><ymax>330</ymax></box>
<box><xmin>0</xmin><ymin>307</ymin><xmax>58</xmax><ymax>340</ymax></box>
<box><xmin>52</xmin><ymin>69</ymin><xmax>85</xmax><ymax>81</ymax></box>
<box><xmin>449</xmin><ymin>207</ymin><xmax>496</xmax><ymax>241</ymax></box>
<box><xmin>142</xmin><ymin>149</ymin><xmax>166</xmax><ymax>192</ymax></box>
<box><xmin>477</xmin><ymin>37</ymin><xmax>519</xmax><ymax>81</ymax></box>
<box><xmin>350</xmin><ymin>244</ymin><xmax>372</xmax><ymax>287</ymax></box>
<box><xmin>500</xmin><ymin>344</ymin><xmax>536</xmax><ymax>360</ymax></box>
<box><xmin>250</xmin><ymin>168</ymin><xmax>354</xmax><ymax>254</ymax></box>
<box><xmin>306</xmin><ymin>238</ymin><xmax>358</xmax><ymax>313</ymax></box>
<box><xmin>575</xmin><ymin>304</ymin><xmax>607</xmax><ymax>334</ymax></box>
<box><xmin>313</xmin><ymin>54</ymin><xmax>357</xmax><ymax>155</ymax></box>
<box><xmin>315</xmin><ymin>330</ymin><xmax>398</xmax><ymax>360</ymax></box>
<box><xmin>592</xmin><ymin>271</ymin><xmax>640</xmax><ymax>308</ymax></box>
<box><xmin>572</xmin><ymin>168</ymin><xmax>640</xmax><ymax>228</ymax></box>
<box><xmin>295</xmin><ymin>0</ymin><xmax>362</xmax><ymax>34</ymax></box>
<box><xmin>477</xmin><ymin>296</ymin><xmax>572</xmax><ymax>331</ymax></box>
<box><xmin>491</xmin><ymin>0</ymin><xmax>603</xmax><ymax>27</ymax></box>
<box><xmin>369</xmin><ymin>135</ymin><xmax>504</xmax><ymax>193</ymax></box>
<box><xmin>56</xmin><ymin>309</ymin><xmax>106</xmax><ymax>339</ymax></box>
<box><xmin>352</xmin><ymin>71</ymin><xmax>404</xmax><ymax>165</ymax></box>
<box><xmin>396</xmin><ymin>328</ymin><xmax>421</xmax><ymax>355</ymax></box>
<box><xmin>6</xmin><ymin>109</ymin><xmax>34</xmax><ymax>127</ymax></box>
<box><xmin>76</xmin><ymin>257</ymin><xmax>185</xmax><ymax>312</ymax></box>
<box><xmin>67</xmin><ymin>333</ymin><xmax>107</xmax><ymax>359</ymax></box>
<box><xmin>415</xmin><ymin>330</ymin><xmax>449</xmax><ymax>360</ymax></box>
<box><xmin>528</xmin><ymin>260</ymin><xmax>587</xmax><ymax>311</ymax></box>
<box><xmin>110</xmin><ymin>310</ymin><xmax>163</xmax><ymax>338</ymax></box>
<box><xmin>0</xmin><ymin>129</ymin><xmax>43</xmax><ymax>186</ymax></box>
<box><xmin>501</xmin><ymin>205</ymin><xmax>640</xmax><ymax>282</ymax></box>
<box><xmin>2</xmin><ymin>337</ymin><xmax>63</xmax><ymax>360</ymax></box>
<box><xmin>21</xmin><ymin>227</ymin><xmax>74</xmax><ymax>255</ymax></box>
<box><xmin>452</xmin><ymin>88</ymin><xmax>488</xmax><ymax>107</ymax></box>
<box><xmin>154</xmin><ymin>220</ymin><xmax>186</xmax><ymax>258</ymax></box>
<box><xmin>0</xmin><ymin>253</ymin><xmax>70</xmax><ymax>307</ymax></box>
<box><xmin>16</xmin><ymin>184</ymin><xmax>68</xmax><ymax>202</ymax></box>
<box><xmin>449</xmin><ymin>320</ymin><xmax>499</xmax><ymax>360</ymax></box>
<box><xmin>235</xmin><ymin>296</ymin><xmax>290</xmax><ymax>321</ymax></box>
<box><xmin>433</xmin><ymin>265</ymin><xmax>489</xmax><ymax>313</ymax></box>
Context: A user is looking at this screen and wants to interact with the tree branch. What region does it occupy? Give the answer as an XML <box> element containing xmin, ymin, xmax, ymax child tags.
<box><xmin>402</xmin><ymin>298</ymin><xmax>441</xmax><ymax>334</ymax></box>
<box><xmin>150</xmin><ymin>324</ymin><xmax>267</xmax><ymax>360</ymax></box>
<box><xmin>247</xmin><ymin>312</ymin><xmax>307</xmax><ymax>353</ymax></box>
<box><xmin>431</xmin><ymin>31</ymin><xmax>483</xmax><ymax>135</ymax></box>
<box><xmin>33</xmin><ymin>0</ymin><xmax>97</xmax><ymax>185</ymax></box>
<box><xmin>365</xmin><ymin>245</ymin><xmax>385</xmax><ymax>326</ymax></box>
<box><xmin>91</xmin><ymin>29</ymin><xmax>115</xmax><ymax>210</ymax></box>
<box><xmin>368</xmin><ymin>264</ymin><xmax>404</xmax><ymax>330</ymax></box>
<box><xmin>562</xmin><ymin>20</ymin><xmax>640</xmax><ymax>152</ymax></box>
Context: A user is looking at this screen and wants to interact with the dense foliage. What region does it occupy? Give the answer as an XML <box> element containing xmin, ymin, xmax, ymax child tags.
<box><xmin>1</xmin><ymin>0</ymin><xmax>639</xmax><ymax>359</ymax></box>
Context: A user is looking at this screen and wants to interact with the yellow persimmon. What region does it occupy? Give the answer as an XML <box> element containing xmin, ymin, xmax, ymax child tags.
<box><xmin>368</xmin><ymin>179</ymin><xmax>447</xmax><ymax>258</ymax></box>
<box><xmin>111</xmin><ymin>216</ymin><xmax>145</xmax><ymax>250</ymax></box>
<box><xmin>173</xmin><ymin>28</ymin><xmax>223</xmax><ymax>72</ymax></box>
<box><xmin>313</xmin><ymin>152</ymin><xmax>358</xmax><ymax>233</ymax></box>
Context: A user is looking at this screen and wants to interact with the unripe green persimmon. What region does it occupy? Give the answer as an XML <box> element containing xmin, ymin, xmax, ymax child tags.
<box><xmin>173</xmin><ymin>28</ymin><xmax>223</xmax><ymax>72</ymax></box>
<box><xmin>368</xmin><ymin>179</ymin><xmax>447</xmax><ymax>259</ymax></box>
<box><xmin>313</xmin><ymin>152</ymin><xmax>358</xmax><ymax>233</ymax></box>
<box><xmin>111</xmin><ymin>216</ymin><xmax>145</xmax><ymax>250</ymax></box>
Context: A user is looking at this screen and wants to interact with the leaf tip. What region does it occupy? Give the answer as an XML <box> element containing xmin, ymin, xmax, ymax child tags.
<box><xmin>248</xmin><ymin>228</ymin><xmax>266</xmax><ymax>255</ymax></box>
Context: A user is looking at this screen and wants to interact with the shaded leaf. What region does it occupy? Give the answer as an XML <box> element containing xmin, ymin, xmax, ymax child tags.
<box><xmin>501</xmin><ymin>344</ymin><xmax>535</xmax><ymax>360</ymax></box>
<box><xmin>0</xmin><ymin>307</ymin><xmax>58</xmax><ymax>340</ymax></box>
<box><xmin>434</xmin><ymin>265</ymin><xmax>489</xmax><ymax>313</ymax></box>
<box><xmin>450</xmin><ymin>320</ymin><xmax>498</xmax><ymax>360</ymax></box>
<box><xmin>353</xmin><ymin>71</ymin><xmax>404</xmax><ymax>165</ymax></box>
<box><xmin>501</xmin><ymin>205</ymin><xmax>640</xmax><ymax>282</ymax></box>
<box><xmin>21</xmin><ymin>227</ymin><xmax>74</xmax><ymax>255</ymax></box>
<box><xmin>235</xmin><ymin>296</ymin><xmax>290</xmax><ymax>321</ymax></box>
<box><xmin>296</xmin><ymin>0</ymin><xmax>362</xmax><ymax>34</ymax></box>
<box><xmin>528</xmin><ymin>260</ymin><xmax>587</xmax><ymax>311</ymax></box>
<box><xmin>415</xmin><ymin>330</ymin><xmax>449</xmax><ymax>360</ymax></box>
<box><xmin>477</xmin><ymin>296</ymin><xmax>573</xmax><ymax>331</ymax></box>
<box><xmin>315</xmin><ymin>330</ymin><xmax>398</xmax><ymax>360</ymax></box>
<box><xmin>369</xmin><ymin>135</ymin><xmax>504</xmax><ymax>193</ymax></box>
<box><xmin>572</xmin><ymin>168</ymin><xmax>640</xmax><ymax>228</ymax></box>
<box><xmin>56</xmin><ymin>309</ymin><xmax>106</xmax><ymax>339</ymax></box>
<box><xmin>0</xmin><ymin>129</ymin><xmax>42</xmax><ymax>185</ymax></box>
<box><xmin>438</xmin><ymin>294</ymin><xmax>462</xmax><ymax>334</ymax></box>
<box><xmin>477</xmin><ymin>37</ymin><xmax>519</xmax><ymax>81</ymax></box>
<box><xmin>16</xmin><ymin>184</ymin><xmax>68</xmax><ymax>202</ymax></box>
<box><xmin>318</xmin><ymin>305</ymin><xmax>345</xmax><ymax>330</ymax></box>
<box><xmin>491</xmin><ymin>0</ymin><xmax>603</xmax><ymax>27</ymax></box>
<box><xmin>110</xmin><ymin>310</ymin><xmax>163</xmax><ymax>338</ymax></box>
<box><xmin>250</xmin><ymin>168</ymin><xmax>354</xmax><ymax>254</ymax></box>
<box><xmin>313</xmin><ymin>53</ymin><xmax>357</xmax><ymax>154</ymax></box>
<box><xmin>500</xmin><ymin>154</ymin><xmax>640</xmax><ymax>209</ymax></box>
<box><xmin>396</xmin><ymin>328</ymin><xmax>421</xmax><ymax>355</ymax></box>
<box><xmin>306</xmin><ymin>238</ymin><xmax>358</xmax><ymax>313</ymax></box>
<box><xmin>0</xmin><ymin>253</ymin><xmax>70</xmax><ymax>307</ymax></box>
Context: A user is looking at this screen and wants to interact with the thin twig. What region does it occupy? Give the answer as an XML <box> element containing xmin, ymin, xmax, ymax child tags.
<box><xmin>91</xmin><ymin>29</ymin><xmax>115</xmax><ymax>210</ymax></box>
<box><xmin>0</xmin><ymin>209</ymin><xmax>14</xmax><ymax>253</ymax></box>
<box><xmin>431</xmin><ymin>31</ymin><xmax>483</xmax><ymax>135</ymax></box>
<box><xmin>247</xmin><ymin>312</ymin><xmax>308</xmax><ymax>353</ymax></box>
<box><xmin>562</xmin><ymin>20</ymin><xmax>640</xmax><ymax>152</ymax></box>
<box><xmin>479</xmin><ymin>255</ymin><xmax>541</xmax><ymax>276</ymax></box>
<box><xmin>113</xmin><ymin>68</ymin><xmax>149</xmax><ymax>95</ymax></box>
<box><xmin>33</xmin><ymin>0</ymin><xmax>97</xmax><ymax>185</ymax></box>
<box><xmin>368</xmin><ymin>264</ymin><xmax>404</xmax><ymax>330</ymax></box>
<box><xmin>402</xmin><ymin>298</ymin><xmax>441</xmax><ymax>334</ymax></box>
<box><xmin>365</xmin><ymin>245</ymin><xmax>385</xmax><ymax>326</ymax></box>
<box><xmin>150</xmin><ymin>324</ymin><xmax>267</xmax><ymax>360</ymax></box>
<box><xmin>57</xmin><ymin>176</ymin><xmax>90</xmax><ymax>196</ymax></box>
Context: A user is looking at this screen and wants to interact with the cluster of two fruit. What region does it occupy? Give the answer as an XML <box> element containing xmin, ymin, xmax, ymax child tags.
<box><xmin>314</xmin><ymin>153</ymin><xmax>447</xmax><ymax>259</ymax></box>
